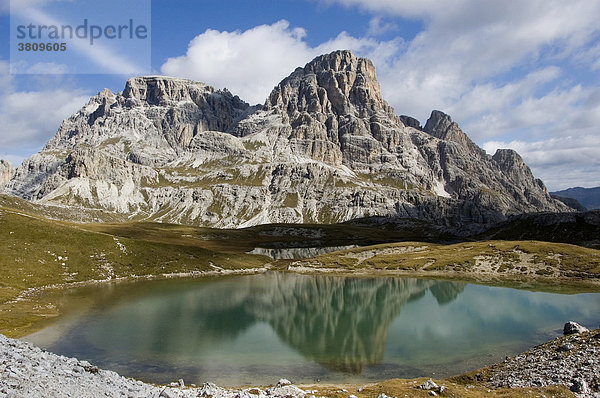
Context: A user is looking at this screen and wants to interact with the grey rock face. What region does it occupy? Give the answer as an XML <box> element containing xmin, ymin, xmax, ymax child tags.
<box><xmin>571</xmin><ymin>378</ymin><xmax>591</xmax><ymax>394</ymax></box>
<box><xmin>424</xmin><ymin>110</ymin><xmax>486</xmax><ymax>158</ymax></box>
<box><xmin>399</xmin><ymin>115</ymin><xmax>422</xmax><ymax>130</ymax></box>
<box><xmin>0</xmin><ymin>160</ymin><xmax>14</xmax><ymax>187</ymax></box>
<box><xmin>551</xmin><ymin>194</ymin><xmax>587</xmax><ymax>212</ymax></box>
<box><xmin>3</xmin><ymin>50</ymin><xmax>571</xmax><ymax>228</ymax></box>
<box><xmin>418</xmin><ymin>379</ymin><xmax>439</xmax><ymax>390</ymax></box>
<box><xmin>564</xmin><ymin>321</ymin><xmax>590</xmax><ymax>335</ymax></box>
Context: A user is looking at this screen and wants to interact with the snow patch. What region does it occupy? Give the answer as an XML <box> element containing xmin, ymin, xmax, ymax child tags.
<box><xmin>433</xmin><ymin>180</ymin><xmax>451</xmax><ymax>198</ymax></box>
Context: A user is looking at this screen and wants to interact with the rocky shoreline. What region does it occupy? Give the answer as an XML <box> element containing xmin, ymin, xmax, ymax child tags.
<box><xmin>1</xmin><ymin>323</ymin><xmax>598</xmax><ymax>398</ymax></box>
<box><xmin>485</xmin><ymin>322</ymin><xmax>600</xmax><ymax>397</ymax></box>
<box><xmin>0</xmin><ymin>332</ymin><xmax>307</xmax><ymax>398</ymax></box>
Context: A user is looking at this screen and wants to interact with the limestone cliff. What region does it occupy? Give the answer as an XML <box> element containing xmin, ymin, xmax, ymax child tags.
<box><xmin>2</xmin><ymin>51</ymin><xmax>571</xmax><ymax>228</ymax></box>
<box><xmin>0</xmin><ymin>160</ymin><xmax>14</xmax><ymax>187</ymax></box>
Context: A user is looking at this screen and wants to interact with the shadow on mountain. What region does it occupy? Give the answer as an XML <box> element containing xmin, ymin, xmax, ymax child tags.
<box><xmin>476</xmin><ymin>210</ymin><xmax>600</xmax><ymax>249</ymax></box>
<box><xmin>339</xmin><ymin>210</ymin><xmax>600</xmax><ymax>249</ymax></box>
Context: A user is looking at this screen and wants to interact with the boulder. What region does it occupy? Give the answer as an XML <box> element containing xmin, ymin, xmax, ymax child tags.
<box><xmin>564</xmin><ymin>321</ymin><xmax>589</xmax><ymax>335</ymax></box>
<box><xmin>418</xmin><ymin>379</ymin><xmax>439</xmax><ymax>390</ymax></box>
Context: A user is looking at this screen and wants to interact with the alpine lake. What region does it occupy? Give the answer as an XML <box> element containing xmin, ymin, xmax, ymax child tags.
<box><xmin>25</xmin><ymin>271</ymin><xmax>600</xmax><ymax>387</ymax></box>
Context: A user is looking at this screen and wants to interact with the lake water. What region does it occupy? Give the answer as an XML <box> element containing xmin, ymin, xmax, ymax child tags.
<box><xmin>26</xmin><ymin>273</ymin><xmax>600</xmax><ymax>387</ymax></box>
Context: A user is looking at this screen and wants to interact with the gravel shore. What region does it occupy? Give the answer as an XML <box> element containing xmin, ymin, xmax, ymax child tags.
<box><xmin>0</xmin><ymin>333</ymin><xmax>307</xmax><ymax>398</ymax></box>
<box><xmin>486</xmin><ymin>323</ymin><xmax>600</xmax><ymax>397</ymax></box>
<box><xmin>1</xmin><ymin>324</ymin><xmax>599</xmax><ymax>397</ymax></box>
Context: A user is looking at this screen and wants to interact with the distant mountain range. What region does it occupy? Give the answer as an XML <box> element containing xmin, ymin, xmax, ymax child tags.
<box><xmin>1</xmin><ymin>50</ymin><xmax>572</xmax><ymax>229</ymax></box>
<box><xmin>551</xmin><ymin>187</ymin><xmax>600</xmax><ymax>210</ymax></box>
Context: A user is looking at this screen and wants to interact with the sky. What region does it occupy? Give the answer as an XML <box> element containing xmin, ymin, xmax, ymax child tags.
<box><xmin>1</xmin><ymin>0</ymin><xmax>599</xmax><ymax>191</ymax></box>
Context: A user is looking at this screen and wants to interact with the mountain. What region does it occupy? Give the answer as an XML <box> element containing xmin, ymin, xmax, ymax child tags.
<box><xmin>2</xmin><ymin>50</ymin><xmax>571</xmax><ymax>228</ymax></box>
<box><xmin>551</xmin><ymin>187</ymin><xmax>600</xmax><ymax>210</ymax></box>
<box><xmin>0</xmin><ymin>160</ymin><xmax>14</xmax><ymax>187</ymax></box>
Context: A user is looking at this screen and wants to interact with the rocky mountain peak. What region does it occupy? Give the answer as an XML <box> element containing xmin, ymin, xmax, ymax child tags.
<box><xmin>43</xmin><ymin>75</ymin><xmax>254</xmax><ymax>158</ymax></box>
<box><xmin>424</xmin><ymin>110</ymin><xmax>453</xmax><ymax>136</ymax></box>
<box><xmin>3</xmin><ymin>50</ymin><xmax>572</xmax><ymax>228</ymax></box>
<box><xmin>124</xmin><ymin>76</ymin><xmax>231</xmax><ymax>107</ymax></box>
<box><xmin>493</xmin><ymin>149</ymin><xmax>530</xmax><ymax>178</ymax></box>
<box><xmin>0</xmin><ymin>160</ymin><xmax>14</xmax><ymax>187</ymax></box>
<box><xmin>424</xmin><ymin>110</ymin><xmax>485</xmax><ymax>157</ymax></box>
<box><xmin>265</xmin><ymin>50</ymin><xmax>393</xmax><ymax>119</ymax></box>
<box><xmin>492</xmin><ymin>148</ymin><xmax>548</xmax><ymax>195</ymax></box>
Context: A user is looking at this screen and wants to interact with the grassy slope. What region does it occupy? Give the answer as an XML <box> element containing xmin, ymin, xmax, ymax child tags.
<box><xmin>294</xmin><ymin>240</ymin><xmax>600</xmax><ymax>291</ymax></box>
<box><xmin>301</xmin><ymin>378</ymin><xmax>574</xmax><ymax>398</ymax></box>
<box><xmin>2</xmin><ymin>196</ymin><xmax>600</xmax><ymax>336</ymax></box>
<box><xmin>0</xmin><ymin>195</ymin><xmax>595</xmax><ymax>396</ymax></box>
<box><xmin>0</xmin><ymin>206</ymin><xmax>268</xmax><ymax>337</ymax></box>
<box><xmin>83</xmin><ymin>219</ymin><xmax>450</xmax><ymax>253</ymax></box>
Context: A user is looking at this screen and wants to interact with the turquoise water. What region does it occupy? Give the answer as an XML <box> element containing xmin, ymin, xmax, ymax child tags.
<box><xmin>27</xmin><ymin>273</ymin><xmax>600</xmax><ymax>386</ymax></box>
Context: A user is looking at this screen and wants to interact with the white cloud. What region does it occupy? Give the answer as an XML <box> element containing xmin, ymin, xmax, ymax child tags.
<box><xmin>483</xmin><ymin>135</ymin><xmax>600</xmax><ymax>191</ymax></box>
<box><xmin>11</xmin><ymin>62</ymin><xmax>70</xmax><ymax>75</ymax></box>
<box><xmin>161</xmin><ymin>21</ymin><xmax>313</xmax><ymax>104</ymax></box>
<box><xmin>11</xmin><ymin>7</ymin><xmax>148</xmax><ymax>75</ymax></box>
<box><xmin>161</xmin><ymin>20</ymin><xmax>402</xmax><ymax>105</ymax></box>
<box><xmin>0</xmin><ymin>90</ymin><xmax>90</xmax><ymax>147</ymax></box>
<box><xmin>2</xmin><ymin>0</ymin><xmax>74</xmax><ymax>15</ymax></box>
<box><xmin>0</xmin><ymin>61</ymin><xmax>90</xmax><ymax>155</ymax></box>
<box><xmin>460</xmin><ymin>84</ymin><xmax>600</xmax><ymax>147</ymax></box>
<box><xmin>316</xmin><ymin>0</ymin><xmax>600</xmax><ymax>121</ymax></box>
<box><xmin>314</xmin><ymin>0</ymin><xmax>600</xmax><ymax>188</ymax></box>
<box><xmin>367</xmin><ymin>17</ymin><xmax>398</xmax><ymax>37</ymax></box>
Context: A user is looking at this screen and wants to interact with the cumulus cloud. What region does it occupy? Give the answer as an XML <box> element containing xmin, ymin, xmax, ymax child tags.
<box><xmin>161</xmin><ymin>21</ymin><xmax>313</xmax><ymax>104</ymax></box>
<box><xmin>316</xmin><ymin>0</ymin><xmax>600</xmax><ymax>121</ymax></box>
<box><xmin>315</xmin><ymin>0</ymin><xmax>600</xmax><ymax>188</ymax></box>
<box><xmin>366</xmin><ymin>17</ymin><xmax>398</xmax><ymax>37</ymax></box>
<box><xmin>483</xmin><ymin>135</ymin><xmax>600</xmax><ymax>190</ymax></box>
<box><xmin>161</xmin><ymin>20</ymin><xmax>402</xmax><ymax>104</ymax></box>
<box><xmin>0</xmin><ymin>61</ymin><xmax>90</xmax><ymax>162</ymax></box>
<box><xmin>0</xmin><ymin>90</ymin><xmax>90</xmax><ymax>147</ymax></box>
<box><xmin>478</xmin><ymin>84</ymin><xmax>600</xmax><ymax>190</ymax></box>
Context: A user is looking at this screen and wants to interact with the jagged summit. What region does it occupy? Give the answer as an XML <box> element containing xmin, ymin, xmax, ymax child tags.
<box><xmin>266</xmin><ymin>50</ymin><xmax>392</xmax><ymax>119</ymax></box>
<box><xmin>2</xmin><ymin>50</ymin><xmax>572</xmax><ymax>228</ymax></box>
<box><xmin>44</xmin><ymin>75</ymin><xmax>254</xmax><ymax>157</ymax></box>
<box><xmin>423</xmin><ymin>110</ymin><xmax>486</xmax><ymax>157</ymax></box>
<box><xmin>123</xmin><ymin>76</ymin><xmax>243</xmax><ymax>106</ymax></box>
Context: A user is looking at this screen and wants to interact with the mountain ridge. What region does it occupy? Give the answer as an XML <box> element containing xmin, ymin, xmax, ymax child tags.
<box><xmin>2</xmin><ymin>50</ymin><xmax>571</xmax><ymax>228</ymax></box>
<box><xmin>551</xmin><ymin>186</ymin><xmax>600</xmax><ymax>210</ymax></box>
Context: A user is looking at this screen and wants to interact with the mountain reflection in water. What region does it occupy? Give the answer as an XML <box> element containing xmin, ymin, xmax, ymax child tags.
<box><xmin>48</xmin><ymin>274</ymin><xmax>464</xmax><ymax>373</ymax></box>
<box><xmin>244</xmin><ymin>275</ymin><xmax>465</xmax><ymax>372</ymax></box>
<box><xmin>30</xmin><ymin>273</ymin><xmax>598</xmax><ymax>386</ymax></box>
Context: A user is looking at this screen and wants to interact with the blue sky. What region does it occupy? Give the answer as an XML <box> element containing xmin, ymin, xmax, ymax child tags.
<box><xmin>1</xmin><ymin>0</ymin><xmax>599</xmax><ymax>190</ymax></box>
